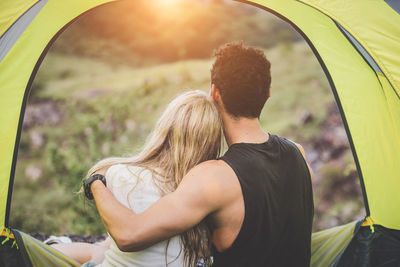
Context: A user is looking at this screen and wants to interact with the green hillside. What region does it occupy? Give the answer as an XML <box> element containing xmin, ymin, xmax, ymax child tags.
<box><xmin>11</xmin><ymin>41</ymin><xmax>363</xmax><ymax>236</ymax></box>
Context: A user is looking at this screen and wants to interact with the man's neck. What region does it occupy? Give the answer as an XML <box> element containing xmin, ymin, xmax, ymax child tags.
<box><xmin>222</xmin><ymin>113</ymin><xmax>269</xmax><ymax>146</ymax></box>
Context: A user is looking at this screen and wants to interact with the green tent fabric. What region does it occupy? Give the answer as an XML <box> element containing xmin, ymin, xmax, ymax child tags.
<box><xmin>243</xmin><ymin>0</ymin><xmax>400</xmax><ymax>231</ymax></box>
<box><xmin>0</xmin><ymin>0</ymin><xmax>116</xmax><ymax>231</ymax></box>
<box><xmin>15</xmin><ymin>230</ymin><xmax>80</xmax><ymax>266</ymax></box>
<box><xmin>1</xmin><ymin>228</ymin><xmax>80</xmax><ymax>266</ymax></box>
<box><xmin>1</xmin><ymin>0</ymin><xmax>399</xmax><ymax>266</ymax></box>
<box><xmin>310</xmin><ymin>221</ymin><xmax>358</xmax><ymax>266</ymax></box>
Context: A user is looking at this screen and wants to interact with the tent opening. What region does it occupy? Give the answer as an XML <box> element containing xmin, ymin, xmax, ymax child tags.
<box><xmin>3</xmin><ymin>0</ymin><xmax>400</xmax><ymax>266</ymax></box>
<box><xmin>9</xmin><ymin>0</ymin><xmax>364</xmax><ymax>237</ymax></box>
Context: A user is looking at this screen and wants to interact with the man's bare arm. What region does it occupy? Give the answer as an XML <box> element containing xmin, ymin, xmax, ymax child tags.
<box><xmin>91</xmin><ymin>160</ymin><xmax>226</xmax><ymax>252</ymax></box>
<box><xmin>294</xmin><ymin>142</ymin><xmax>314</xmax><ymax>183</ymax></box>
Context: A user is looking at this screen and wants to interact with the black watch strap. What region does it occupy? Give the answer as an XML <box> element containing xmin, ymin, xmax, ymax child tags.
<box><xmin>82</xmin><ymin>174</ymin><xmax>106</xmax><ymax>200</ymax></box>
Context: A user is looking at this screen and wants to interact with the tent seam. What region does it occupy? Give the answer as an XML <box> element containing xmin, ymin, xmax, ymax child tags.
<box><xmin>0</xmin><ymin>0</ymin><xmax>39</xmax><ymax>39</ymax></box>
<box><xmin>296</xmin><ymin>0</ymin><xmax>400</xmax><ymax>99</ymax></box>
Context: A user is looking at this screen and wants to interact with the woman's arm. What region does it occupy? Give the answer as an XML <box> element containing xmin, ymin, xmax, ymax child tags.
<box><xmin>51</xmin><ymin>237</ymin><xmax>111</xmax><ymax>264</ymax></box>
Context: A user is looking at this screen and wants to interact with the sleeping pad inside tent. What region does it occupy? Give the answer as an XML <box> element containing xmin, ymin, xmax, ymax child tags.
<box><xmin>1</xmin><ymin>0</ymin><xmax>400</xmax><ymax>266</ymax></box>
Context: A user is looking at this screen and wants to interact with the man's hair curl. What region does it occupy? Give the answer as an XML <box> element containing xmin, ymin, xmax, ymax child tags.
<box><xmin>211</xmin><ymin>42</ymin><xmax>271</xmax><ymax>118</ymax></box>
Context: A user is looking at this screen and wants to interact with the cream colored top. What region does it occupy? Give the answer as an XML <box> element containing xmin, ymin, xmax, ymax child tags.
<box><xmin>99</xmin><ymin>164</ymin><xmax>185</xmax><ymax>267</ymax></box>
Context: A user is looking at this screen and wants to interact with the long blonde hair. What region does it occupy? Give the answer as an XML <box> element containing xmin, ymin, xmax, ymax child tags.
<box><xmin>86</xmin><ymin>90</ymin><xmax>222</xmax><ymax>266</ymax></box>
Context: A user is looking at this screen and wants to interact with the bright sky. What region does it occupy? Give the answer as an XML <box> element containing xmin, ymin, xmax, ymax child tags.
<box><xmin>157</xmin><ymin>0</ymin><xmax>183</xmax><ymax>6</ymax></box>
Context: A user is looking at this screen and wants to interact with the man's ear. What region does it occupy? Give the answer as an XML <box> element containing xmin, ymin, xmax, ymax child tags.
<box><xmin>211</xmin><ymin>84</ymin><xmax>222</xmax><ymax>105</ymax></box>
<box><xmin>266</xmin><ymin>87</ymin><xmax>271</xmax><ymax>100</ymax></box>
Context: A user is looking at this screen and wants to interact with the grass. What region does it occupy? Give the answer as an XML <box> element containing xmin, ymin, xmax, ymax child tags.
<box><xmin>35</xmin><ymin>41</ymin><xmax>332</xmax><ymax>141</ymax></box>
<box><xmin>12</xmin><ymin>40</ymin><xmax>342</xmax><ymax>235</ymax></box>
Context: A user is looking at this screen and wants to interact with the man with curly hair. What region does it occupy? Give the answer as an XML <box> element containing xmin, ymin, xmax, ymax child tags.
<box><xmin>89</xmin><ymin>42</ymin><xmax>314</xmax><ymax>267</ymax></box>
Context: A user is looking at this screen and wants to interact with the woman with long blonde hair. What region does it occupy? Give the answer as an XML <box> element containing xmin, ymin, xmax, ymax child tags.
<box><xmin>52</xmin><ymin>90</ymin><xmax>222</xmax><ymax>267</ymax></box>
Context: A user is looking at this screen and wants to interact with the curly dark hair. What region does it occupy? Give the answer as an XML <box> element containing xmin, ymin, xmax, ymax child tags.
<box><xmin>211</xmin><ymin>42</ymin><xmax>271</xmax><ymax>118</ymax></box>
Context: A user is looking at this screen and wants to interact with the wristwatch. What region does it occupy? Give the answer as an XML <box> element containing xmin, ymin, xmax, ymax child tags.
<box><xmin>82</xmin><ymin>174</ymin><xmax>107</xmax><ymax>200</ymax></box>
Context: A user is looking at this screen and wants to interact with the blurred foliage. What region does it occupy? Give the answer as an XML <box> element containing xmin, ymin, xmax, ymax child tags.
<box><xmin>52</xmin><ymin>0</ymin><xmax>300</xmax><ymax>66</ymax></box>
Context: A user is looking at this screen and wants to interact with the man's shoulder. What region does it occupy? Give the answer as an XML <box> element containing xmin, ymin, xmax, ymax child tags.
<box><xmin>189</xmin><ymin>159</ymin><xmax>236</xmax><ymax>180</ymax></box>
<box><xmin>273</xmin><ymin>137</ymin><xmax>313</xmax><ymax>182</ymax></box>
<box><xmin>182</xmin><ymin>160</ymin><xmax>239</xmax><ymax>202</ymax></box>
<box><xmin>283</xmin><ymin>138</ymin><xmax>306</xmax><ymax>158</ymax></box>
<box><xmin>273</xmin><ymin>134</ymin><xmax>304</xmax><ymax>153</ymax></box>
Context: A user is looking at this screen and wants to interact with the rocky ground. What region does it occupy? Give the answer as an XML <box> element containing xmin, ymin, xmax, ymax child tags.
<box><xmin>301</xmin><ymin>103</ymin><xmax>365</xmax><ymax>229</ymax></box>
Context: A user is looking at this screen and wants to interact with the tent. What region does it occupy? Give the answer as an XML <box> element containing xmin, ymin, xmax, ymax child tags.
<box><xmin>1</xmin><ymin>0</ymin><xmax>399</xmax><ymax>266</ymax></box>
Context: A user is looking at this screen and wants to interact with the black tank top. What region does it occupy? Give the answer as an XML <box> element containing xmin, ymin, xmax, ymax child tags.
<box><xmin>212</xmin><ymin>134</ymin><xmax>314</xmax><ymax>267</ymax></box>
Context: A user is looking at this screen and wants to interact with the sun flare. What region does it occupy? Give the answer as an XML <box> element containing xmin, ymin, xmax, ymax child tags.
<box><xmin>157</xmin><ymin>0</ymin><xmax>182</xmax><ymax>6</ymax></box>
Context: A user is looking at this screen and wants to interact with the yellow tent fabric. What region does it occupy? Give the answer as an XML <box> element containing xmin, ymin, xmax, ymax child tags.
<box><xmin>0</xmin><ymin>0</ymin><xmax>38</xmax><ymax>37</ymax></box>
<box><xmin>1</xmin><ymin>228</ymin><xmax>81</xmax><ymax>266</ymax></box>
<box><xmin>311</xmin><ymin>220</ymin><xmax>358</xmax><ymax>266</ymax></box>
<box><xmin>0</xmin><ymin>0</ymin><xmax>116</xmax><ymax>230</ymax></box>
<box><xmin>16</xmin><ymin>230</ymin><xmax>80</xmax><ymax>266</ymax></box>
<box><xmin>298</xmin><ymin>0</ymin><xmax>400</xmax><ymax>230</ymax></box>
<box><xmin>247</xmin><ymin>0</ymin><xmax>400</xmax><ymax>230</ymax></box>
<box><xmin>0</xmin><ymin>0</ymin><xmax>400</xmax><ymax>266</ymax></box>
<box><xmin>300</xmin><ymin>0</ymin><xmax>400</xmax><ymax>95</ymax></box>
<box><xmin>0</xmin><ymin>0</ymin><xmax>399</xmax><ymax>265</ymax></box>
<box><xmin>3</xmin><ymin>0</ymin><xmax>399</xmax><ymax>230</ymax></box>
